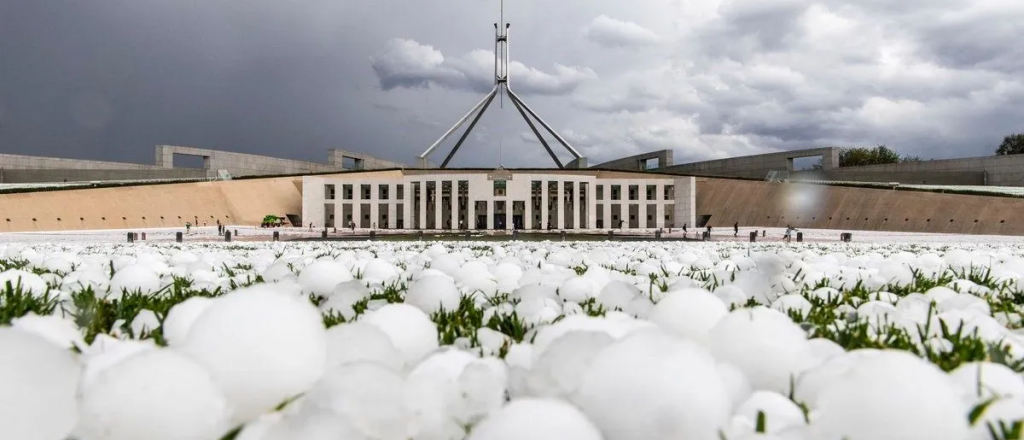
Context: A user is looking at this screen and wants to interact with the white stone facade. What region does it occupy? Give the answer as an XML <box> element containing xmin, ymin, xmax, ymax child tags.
<box><xmin>303</xmin><ymin>170</ymin><xmax>695</xmax><ymax>231</ymax></box>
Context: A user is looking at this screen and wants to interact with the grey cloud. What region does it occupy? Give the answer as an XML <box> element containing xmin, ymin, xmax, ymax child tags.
<box><xmin>583</xmin><ymin>15</ymin><xmax>661</xmax><ymax>48</ymax></box>
<box><xmin>370</xmin><ymin>39</ymin><xmax>596</xmax><ymax>97</ymax></box>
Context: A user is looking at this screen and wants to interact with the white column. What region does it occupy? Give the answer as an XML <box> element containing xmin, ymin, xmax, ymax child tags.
<box><xmin>505</xmin><ymin>201</ymin><xmax>513</xmax><ymax>230</ymax></box>
<box><xmin>638</xmin><ymin>182</ymin><xmax>648</xmax><ymax>230</ymax></box>
<box><xmin>388</xmin><ymin>198</ymin><xmax>397</xmax><ymax>229</ymax></box>
<box><xmin>352</xmin><ymin>202</ymin><xmax>362</xmax><ymax>230</ymax></box>
<box><xmin>467</xmin><ymin>180</ymin><xmax>476</xmax><ymax>229</ymax></box>
<box><xmin>572</xmin><ymin>180</ymin><xmax>580</xmax><ymax>229</ymax></box>
<box><xmin>656</xmin><ymin>203</ymin><xmax>665</xmax><ymax>229</ymax></box>
<box><xmin>525</xmin><ymin>191</ymin><xmax>533</xmax><ymax>230</ymax></box>
<box><xmin>403</xmin><ymin>182</ymin><xmax>411</xmax><ymax>230</ymax></box>
<box><xmin>541</xmin><ymin>181</ymin><xmax>549</xmax><ymax>230</ymax></box>
<box><xmin>587</xmin><ymin>180</ymin><xmax>597</xmax><ymax>230</ymax></box>
<box><xmin>603</xmin><ymin>200</ymin><xmax>612</xmax><ymax>230</ymax></box>
<box><xmin>434</xmin><ymin>181</ymin><xmax>443</xmax><ymax>230</ymax></box>
<box><xmin>556</xmin><ymin>181</ymin><xmax>564</xmax><ymax>229</ymax></box>
<box><xmin>418</xmin><ymin>181</ymin><xmax>427</xmax><ymax>229</ymax></box>
<box><xmin>369</xmin><ymin>183</ymin><xmax>379</xmax><ymax>229</ymax></box>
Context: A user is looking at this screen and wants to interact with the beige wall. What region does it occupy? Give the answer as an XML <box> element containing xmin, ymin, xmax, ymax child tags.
<box><xmin>0</xmin><ymin>176</ymin><xmax>320</xmax><ymax>232</ymax></box>
<box><xmin>696</xmin><ymin>177</ymin><xmax>1024</xmax><ymax>235</ymax></box>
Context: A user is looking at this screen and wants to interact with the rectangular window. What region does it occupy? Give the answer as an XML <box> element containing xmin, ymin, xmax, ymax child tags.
<box><xmin>596</xmin><ymin>185</ymin><xmax>604</xmax><ymax>200</ymax></box>
<box><xmin>628</xmin><ymin>185</ymin><xmax>639</xmax><ymax>201</ymax></box>
<box><xmin>646</xmin><ymin>185</ymin><xmax>657</xmax><ymax>200</ymax></box>
<box><xmin>397</xmin><ymin>184</ymin><xmax>405</xmax><ymax>200</ymax></box>
<box><xmin>611</xmin><ymin>185</ymin><xmax>621</xmax><ymax>201</ymax></box>
<box><xmin>343</xmin><ymin>184</ymin><xmax>353</xmax><ymax>200</ymax></box>
<box><xmin>664</xmin><ymin>185</ymin><xmax>675</xmax><ymax>200</ymax></box>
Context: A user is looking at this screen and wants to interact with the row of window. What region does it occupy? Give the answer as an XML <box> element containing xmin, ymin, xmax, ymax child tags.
<box><xmin>595</xmin><ymin>184</ymin><xmax>674</xmax><ymax>201</ymax></box>
<box><xmin>325</xmin><ymin>181</ymin><xmax>676</xmax><ymax>202</ymax></box>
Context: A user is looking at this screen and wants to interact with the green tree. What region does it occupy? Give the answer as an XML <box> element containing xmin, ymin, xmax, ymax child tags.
<box><xmin>996</xmin><ymin>133</ymin><xmax>1024</xmax><ymax>155</ymax></box>
<box><xmin>838</xmin><ymin>145</ymin><xmax>904</xmax><ymax>167</ymax></box>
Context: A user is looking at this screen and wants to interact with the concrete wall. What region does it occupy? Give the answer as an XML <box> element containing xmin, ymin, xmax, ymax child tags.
<box><xmin>790</xmin><ymin>169</ymin><xmax>986</xmax><ymax>185</ymax></box>
<box><xmin>328</xmin><ymin>149</ymin><xmax>407</xmax><ymax>170</ymax></box>
<box><xmin>836</xmin><ymin>154</ymin><xmax>1024</xmax><ymax>186</ymax></box>
<box><xmin>0</xmin><ymin>168</ymin><xmax>211</xmax><ymax>183</ymax></box>
<box><xmin>0</xmin><ymin>153</ymin><xmax>163</xmax><ymax>171</ymax></box>
<box><xmin>663</xmin><ymin>147</ymin><xmax>841</xmax><ymax>179</ymax></box>
<box><xmin>673</xmin><ymin>176</ymin><xmax>696</xmax><ymax>229</ymax></box>
<box><xmin>0</xmin><ymin>175</ymin><xmax>331</xmax><ymax>233</ymax></box>
<box><xmin>592</xmin><ymin>150</ymin><xmax>674</xmax><ymax>171</ymax></box>
<box><xmin>696</xmin><ymin>177</ymin><xmax>1024</xmax><ymax>235</ymax></box>
<box><xmin>156</xmin><ymin>145</ymin><xmax>344</xmax><ymax>177</ymax></box>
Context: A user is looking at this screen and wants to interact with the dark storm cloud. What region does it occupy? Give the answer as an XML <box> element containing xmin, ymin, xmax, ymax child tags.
<box><xmin>2</xmin><ymin>0</ymin><xmax>1024</xmax><ymax>170</ymax></box>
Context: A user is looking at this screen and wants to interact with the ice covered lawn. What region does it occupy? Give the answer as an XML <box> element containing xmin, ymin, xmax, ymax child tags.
<box><xmin>4</xmin><ymin>240</ymin><xmax>1024</xmax><ymax>440</ymax></box>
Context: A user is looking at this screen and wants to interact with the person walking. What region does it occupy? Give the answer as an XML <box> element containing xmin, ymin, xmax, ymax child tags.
<box><xmin>734</xmin><ymin>222</ymin><xmax>739</xmax><ymax>237</ymax></box>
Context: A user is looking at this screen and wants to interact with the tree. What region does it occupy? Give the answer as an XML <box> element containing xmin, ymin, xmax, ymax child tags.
<box><xmin>838</xmin><ymin>145</ymin><xmax>909</xmax><ymax>167</ymax></box>
<box><xmin>996</xmin><ymin>133</ymin><xmax>1024</xmax><ymax>155</ymax></box>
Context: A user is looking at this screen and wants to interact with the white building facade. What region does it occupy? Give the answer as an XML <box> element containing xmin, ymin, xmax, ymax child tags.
<box><xmin>302</xmin><ymin>169</ymin><xmax>695</xmax><ymax>231</ymax></box>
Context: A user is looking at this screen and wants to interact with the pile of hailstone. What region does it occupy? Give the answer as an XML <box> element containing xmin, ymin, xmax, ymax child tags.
<box><xmin>1</xmin><ymin>240</ymin><xmax>1024</xmax><ymax>440</ymax></box>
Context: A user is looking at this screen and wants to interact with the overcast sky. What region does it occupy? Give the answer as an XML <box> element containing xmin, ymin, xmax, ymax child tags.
<box><xmin>1</xmin><ymin>0</ymin><xmax>1022</xmax><ymax>168</ymax></box>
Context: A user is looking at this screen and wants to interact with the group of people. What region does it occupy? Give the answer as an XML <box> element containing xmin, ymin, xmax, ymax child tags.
<box><xmin>681</xmin><ymin>221</ymin><xmax>799</xmax><ymax>241</ymax></box>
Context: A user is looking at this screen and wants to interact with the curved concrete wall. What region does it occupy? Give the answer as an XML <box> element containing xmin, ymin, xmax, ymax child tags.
<box><xmin>696</xmin><ymin>177</ymin><xmax>1024</xmax><ymax>235</ymax></box>
<box><xmin>0</xmin><ymin>176</ymin><xmax>313</xmax><ymax>233</ymax></box>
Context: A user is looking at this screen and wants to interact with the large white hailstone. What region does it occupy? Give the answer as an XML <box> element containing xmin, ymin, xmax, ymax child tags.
<box><xmin>467</xmin><ymin>398</ymin><xmax>602</xmax><ymax>440</ymax></box>
<box><xmin>180</xmin><ymin>284</ymin><xmax>328</xmax><ymax>425</ymax></box>
<box><xmin>319</xmin><ymin>280</ymin><xmax>371</xmax><ymax>319</ymax></box>
<box><xmin>576</xmin><ymin>328</ymin><xmax>732</xmax><ymax>440</ymax></box>
<box><xmin>11</xmin><ymin>312</ymin><xmax>85</xmax><ymax>350</ymax></box>
<box><xmin>162</xmin><ymin>296</ymin><xmax>214</xmax><ymax>347</ymax></box>
<box><xmin>261</xmin><ymin>261</ymin><xmax>295</xmax><ymax>282</ymax></box>
<box><xmin>79</xmin><ymin>336</ymin><xmax>157</xmax><ymax>389</ymax></box>
<box><xmin>62</xmin><ymin>268</ymin><xmax>110</xmax><ymax>292</ymax></box>
<box><xmin>259</xmin><ymin>410</ymin><xmax>369</xmax><ymax>440</ymax></box>
<box><xmin>0</xmin><ymin>328</ymin><xmax>80</xmax><ymax>440</ymax></box>
<box><xmin>733</xmin><ymin>391</ymin><xmax>806</xmax><ymax>434</ymax></box>
<box><xmin>597</xmin><ymin>280</ymin><xmax>640</xmax><ymax>311</ymax></box>
<box><xmin>650</xmin><ymin>288</ymin><xmax>728</xmax><ymax>345</ymax></box>
<box><xmin>515</xmin><ymin>296</ymin><xmax>563</xmax><ymax>326</ymax></box>
<box><xmin>407</xmin><ymin>349</ymin><xmax>508</xmax><ymax>426</ymax></box>
<box><xmin>130</xmin><ymin>309</ymin><xmax>160</xmax><ymax>336</ymax></box>
<box><xmin>476</xmin><ymin>327</ymin><xmax>510</xmax><ymax>357</ymax></box>
<box><xmin>531</xmin><ymin>314</ymin><xmax>654</xmax><ymax>358</ymax></box>
<box><xmin>405</xmin><ymin>275</ymin><xmax>461</xmax><ymax>314</ymax></box>
<box><xmin>430</xmin><ymin>254</ymin><xmax>462</xmax><ymax>277</ymax></box>
<box><xmin>108</xmin><ymin>264</ymin><xmax>163</xmax><ymax>297</ymax></box>
<box><xmin>949</xmin><ymin>362</ymin><xmax>1024</xmax><ymax>404</ymax></box>
<box><xmin>325</xmin><ymin>322</ymin><xmax>405</xmax><ymax>372</ymax></box>
<box><xmin>297</xmin><ymin>260</ymin><xmax>353</xmax><ymax>297</ymax></box>
<box><xmin>806</xmin><ymin>338</ymin><xmax>844</xmax><ymax>362</ymax></box>
<box><xmin>710</xmin><ymin>307</ymin><xmax>817</xmax><ymax>394</ymax></box>
<box><xmin>718</xmin><ymin>362</ymin><xmax>753</xmax><ymax>411</ymax></box>
<box><xmin>363</xmin><ymin>303</ymin><xmax>439</xmax><ymax>365</ymax></box>
<box><xmin>362</xmin><ymin>258</ymin><xmax>400</xmax><ymax>284</ymax></box>
<box><xmin>715</xmin><ymin>285</ymin><xmax>750</xmax><ymax>309</ymax></box>
<box><xmin>771</xmin><ymin>294</ymin><xmax>812</xmax><ymax>317</ymax></box>
<box><xmin>0</xmin><ymin>269</ymin><xmax>48</xmax><ymax>296</ymax></box>
<box><xmin>808</xmin><ymin>350</ymin><xmax>968</xmax><ymax>440</ymax></box>
<box><xmin>525</xmin><ymin>330</ymin><xmax>615</xmax><ymax>399</ymax></box>
<box><xmin>493</xmin><ymin>262</ymin><xmax>523</xmax><ymax>284</ymax></box>
<box><xmin>299</xmin><ymin>361</ymin><xmax>408</xmax><ymax>440</ymax></box>
<box><xmin>940</xmin><ymin>293</ymin><xmax>991</xmax><ymax>316</ymax></box>
<box><xmin>559</xmin><ymin>276</ymin><xmax>595</xmax><ymax>303</ymax></box>
<box><xmin>732</xmin><ymin>434</ymin><xmax>787</xmax><ymax>440</ymax></box>
<box><xmin>457</xmin><ymin>261</ymin><xmax>491</xmax><ymax>282</ymax></box>
<box><xmin>77</xmin><ymin>348</ymin><xmax>229</xmax><ymax>440</ymax></box>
